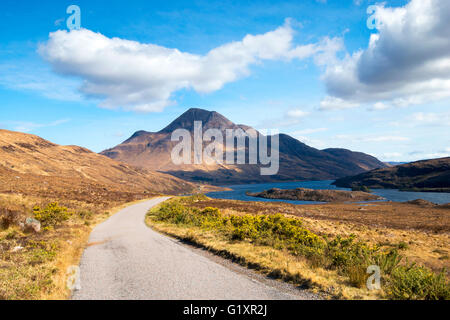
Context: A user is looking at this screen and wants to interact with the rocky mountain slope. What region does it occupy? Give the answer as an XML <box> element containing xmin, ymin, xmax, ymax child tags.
<box><xmin>101</xmin><ymin>108</ymin><xmax>386</xmax><ymax>184</ymax></box>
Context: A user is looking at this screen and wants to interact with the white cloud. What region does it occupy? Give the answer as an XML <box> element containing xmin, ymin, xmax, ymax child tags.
<box><xmin>370</xmin><ymin>102</ymin><xmax>390</xmax><ymax>111</ymax></box>
<box><xmin>423</xmin><ymin>152</ymin><xmax>450</xmax><ymax>159</ymax></box>
<box><xmin>390</xmin><ymin>111</ymin><xmax>450</xmax><ymax>127</ymax></box>
<box><xmin>410</xmin><ymin>151</ymin><xmax>450</xmax><ymax>160</ymax></box>
<box><xmin>0</xmin><ymin>63</ymin><xmax>82</xmax><ymax>102</ymax></box>
<box><xmin>293</xmin><ymin>135</ymin><xmax>327</xmax><ymax>149</ymax></box>
<box><xmin>291</xmin><ymin>127</ymin><xmax>328</xmax><ymax>135</ymax></box>
<box><xmin>39</xmin><ymin>20</ymin><xmax>343</xmax><ymax>112</ymax></box>
<box><xmin>54</xmin><ymin>18</ymin><xmax>65</xmax><ymax>27</ymax></box>
<box><xmin>411</xmin><ymin>112</ymin><xmax>450</xmax><ymax>126</ymax></box>
<box><xmin>319</xmin><ymin>96</ymin><xmax>360</xmax><ymax>110</ymax></box>
<box><xmin>364</xmin><ymin>136</ymin><xmax>410</xmax><ymax>142</ymax></box>
<box><xmin>286</xmin><ymin>109</ymin><xmax>310</xmax><ymax>118</ymax></box>
<box><xmin>321</xmin><ymin>0</ymin><xmax>450</xmax><ymax>110</ymax></box>
<box><xmin>258</xmin><ymin>107</ymin><xmax>312</xmax><ymax>128</ymax></box>
<box><xmin>7</xmin><ymin>119</ymin><xmax>70</xmax><ymax>133</ymax></box>
<box><xmin>335</xmin><ymin>134</ymin><xmax>410</xmax><ymax>143</ymax></box>
<box><xmin>382</xmin><ymin>152</ymin><xmax>403</xmax><ymax>159</ymax></box>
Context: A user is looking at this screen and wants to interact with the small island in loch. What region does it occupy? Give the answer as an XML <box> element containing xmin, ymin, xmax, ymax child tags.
<box><xmin>246</xmin><ymin>187</ymin><xmax>384</xmax><ymax>203</ymax></box>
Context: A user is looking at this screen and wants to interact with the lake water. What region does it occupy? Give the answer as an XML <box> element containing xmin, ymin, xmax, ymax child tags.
<box><xmin>206</xmin><ymin>180</ymin><xmax>450</xmax><ymax>205</ymax></box>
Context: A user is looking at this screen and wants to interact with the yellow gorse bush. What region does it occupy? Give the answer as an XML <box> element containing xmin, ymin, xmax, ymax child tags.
<box><xmin>33</xmin><ymin>202</ymin><xmax>72</xmax><ymax>229</ymax></box>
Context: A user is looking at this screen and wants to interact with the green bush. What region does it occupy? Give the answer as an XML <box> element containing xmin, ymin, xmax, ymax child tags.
<box><xmin>33</xmin><ymin>202</ymin><xmax>72</xmax><ymax>228</ymax></box>
<box><xmin>26</xmin><ymin>240</ymin><xmax>58</xmax><ymax>265</ymax></box>
<box><xmin>387</xmin><ymin>265</ymin><xmax>449</xmax><ymax>300</ymax></box>
<box><xmin>372</xmin><ymin>249</ymin><xmax>403</xmax><ymax>275</ymax></box>
<box><xmin>200</xmin><ymin>207</ymin><xmax>221</xmax><ymax>218</ymax></box>
<box><xmin>351</xmin><ymin>185</ymin><xmax>372</xmax><ymax>193</ymax></box>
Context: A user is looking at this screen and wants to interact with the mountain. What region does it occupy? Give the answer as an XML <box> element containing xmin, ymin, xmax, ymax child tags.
<box><xmin>101</xmin><ymin>108</ymin><xmax>386</xmax><ymax>184</ymax></box>
<box><xmin>0</xmin><ymin>129</ymin><xmax>197</xmax><ymax>203</ymax></box>
<box><xmin>333</xmin><ymin>157</ymin><xmax>450</xmax><ymax>191</ymax></box>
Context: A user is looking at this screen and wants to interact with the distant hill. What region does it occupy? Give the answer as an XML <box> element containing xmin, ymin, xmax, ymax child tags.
<box><xmin>101</xmin><ymin>108</ymin><xmax>386</xmax><ymax>184</ymax></box>
<box><xmin>334</xmin><ymin>157</ymin><xmax>450</xmax><ymax>192</ymax></box>
<box><xmin>247</xmin><ymin>187</ymin><xmax>383</xmax><ymax>202</ymax></box>
<box><xmin>385</xmin><ymin>161</ymin><xmax>408</xmax><ymax>167</ymax></box>
<box><xmin>0</xmin><ymin>129</ymin><xmax>197</xmax><ymax>203</ymax></box>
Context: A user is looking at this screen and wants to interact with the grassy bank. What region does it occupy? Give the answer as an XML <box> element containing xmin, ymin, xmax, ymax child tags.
<box><xmin>146</xmin><ymin>196</ymin><xmax>449</xmax><ymax>300</ymax></box>
<box><xmin>0</xmin><ymin>193</ymin><xmax>152</xmax><ymax>300</ymax></box>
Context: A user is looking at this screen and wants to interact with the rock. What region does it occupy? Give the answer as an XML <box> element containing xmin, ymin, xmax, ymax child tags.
<box><xmin>25</xmin><ymin>217</ymin><xmax>41</xmax><ymax>233</ymax></box>
<box><xmin>12</xmin><ymin>246</ymin><xmax>24</xmax><ymax>252</ymax></box>
<box><xmin>406</xmin><ymin>199</ymin><xmax>436</xmax><ymax>207</ymax></box>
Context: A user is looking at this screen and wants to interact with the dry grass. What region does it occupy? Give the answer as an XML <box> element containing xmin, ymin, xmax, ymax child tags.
<box><xmin>146</xmin><ymin>196</ymin><xmax>450</xmax><ymax>300</ymax></box>
<box><xmin>187</xmin><ymin>199</ymin><xmax>450</xmax><ymax>272</ymax></box>
<box><xmin>0</xmin><ymin>129</ymin><xmax>199</xmax><ymax>197</ymax></box>
<box><xmin>188</xmin><ymin>199</ymin><xmax>450</xmax><ymax>233</ymax></box>
<box><xmin>0</xmin><ymin>193</ymin><xmax>153</xmax><ymax>300</ymax></box>
<box><xmin>146</xmin><ymin>210</ymin><xmax>380</xmax><ymax>300</ymax></box>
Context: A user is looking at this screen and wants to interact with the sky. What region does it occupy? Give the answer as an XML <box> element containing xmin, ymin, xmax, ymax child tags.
<box><xmin>0</xmin><ymin>0</ymin><xmax>449</xmax><ymax>162</ymax></box>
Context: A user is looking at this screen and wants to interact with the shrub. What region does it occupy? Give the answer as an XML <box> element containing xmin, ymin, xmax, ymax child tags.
<box><xmin>200</xmin><ymin>207</ymin><xmax>221</xmax><ymax>218</ymax></box>
<box><xmin>77</xmin><ymin>210</ymin><xmax>93</xmax><ymax>220</ymax></box>
<box><xmin>33</xmin><ymin>202</ymin><xmax>72</xmax><ymax>228</ymax></box>
<box><xmin>347</xmin><ymin>265</ymin><xmax>369</xmax><ymax>288</ymax></box>
<box><xmin>387</xmin><ymin>265</ymin><xmax>450</xmax><ymax>300</ymax></box>
<box><xmin>351</xmin><ymin>185</ymin><xmax>372</xmax><ymax>193</ymax></box>
<box><xmin>371</xmin><ymin>249</ymin><xmax>403</xmax><ymax>275</ymax></box>
<box><xmin>0</xmin><ymin>209</ymin><xmax>21</xmax><ymax>229</ymax></box>
<box><xmin>397</xmin><ymin>241</ymin><xmax>409</xmax><ymax>250</ymax></box>
<box><xmin>326</xmin><ymin>235</ymin><xmax>375</xmax><ymax>269</ymax></box>
<box><xmin>26</xmin><ymin>240</ymin><xmax>58</xmax><ymax>265</ymax></box>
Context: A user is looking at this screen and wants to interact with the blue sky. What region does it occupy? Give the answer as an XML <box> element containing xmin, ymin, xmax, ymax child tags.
<box><xmin>0</xmin><ymin>0</ymin><xmax>449</xmax><ymax>161</ymax></box>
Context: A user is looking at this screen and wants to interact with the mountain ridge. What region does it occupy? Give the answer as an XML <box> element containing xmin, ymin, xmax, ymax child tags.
<box><xmin>101</xmin><ymin>108</ymin><xmax>387</xmax><ymax>184</ymax></box>
<box><xmin>333</xmin><ymin>157</ymin><xmax>450</xmax><ymax>191</ymax></box>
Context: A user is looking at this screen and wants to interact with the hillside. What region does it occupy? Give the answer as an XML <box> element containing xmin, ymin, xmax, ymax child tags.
<box><xmin>0</xmin><ymin>129</ymin><xmax>197</xmax><ymax>203</ymax></box>
<box><xmin>101</xmin><ymin>108</ymin><xmax>386</xmax><ymax>184</ymax></box>
<box><xmin>333</xmin><ymin>157</ymin><xmax>450</xmax><ymax>192</ymax></box>
<box><xmin>247</xmin><ymin>187</ymin><xmax>383</xmax><ymax>202</ymax></box>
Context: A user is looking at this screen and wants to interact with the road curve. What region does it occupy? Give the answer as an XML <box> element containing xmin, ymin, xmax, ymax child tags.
<box><xmin>72</xmin><ymin>198</ymin><xmax>308</xmax><ymax>300</ymax></box>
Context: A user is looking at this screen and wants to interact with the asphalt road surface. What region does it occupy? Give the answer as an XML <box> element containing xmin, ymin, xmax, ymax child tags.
<box><xmin>72</xmin><ymin>197</ymin><xmax>315</xmax><ymax>300</ymax></box>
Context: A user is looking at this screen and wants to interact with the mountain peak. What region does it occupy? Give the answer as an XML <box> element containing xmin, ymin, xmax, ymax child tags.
<box><xmin>102</xmin><ymin>108</ymin><xmax>386</xmax><ymax>184</ymax></box>
<box><xmin>159</xmin><ymin>108</ymin><xmax>236</xmax><ymax>133</ymax></box>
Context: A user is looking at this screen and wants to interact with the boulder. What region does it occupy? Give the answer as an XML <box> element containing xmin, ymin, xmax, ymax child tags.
<box><xmin>25</xmin><ymin>217</ymin><xmax>41</xmax><ymax>233</ymax></box>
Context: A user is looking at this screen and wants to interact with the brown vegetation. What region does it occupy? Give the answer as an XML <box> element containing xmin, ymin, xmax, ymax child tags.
<box><xmin>0</xmin><ymin>129</ymin><xmax>198</xmax><ymax>202</ymax></box>
<box><xmin>247</xmin><ymin>188</ymin><xmax>383</xmax><ymax>202</ymax></box>
<box><xmin>183</xmin><ymin>198</ymin><xmax>450</xmax><ymax>274</ymax></box>
<box><xmin>187</xmin><ymin>198</ymin><xmax>450</xmax><ymax>234</ymax></box>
